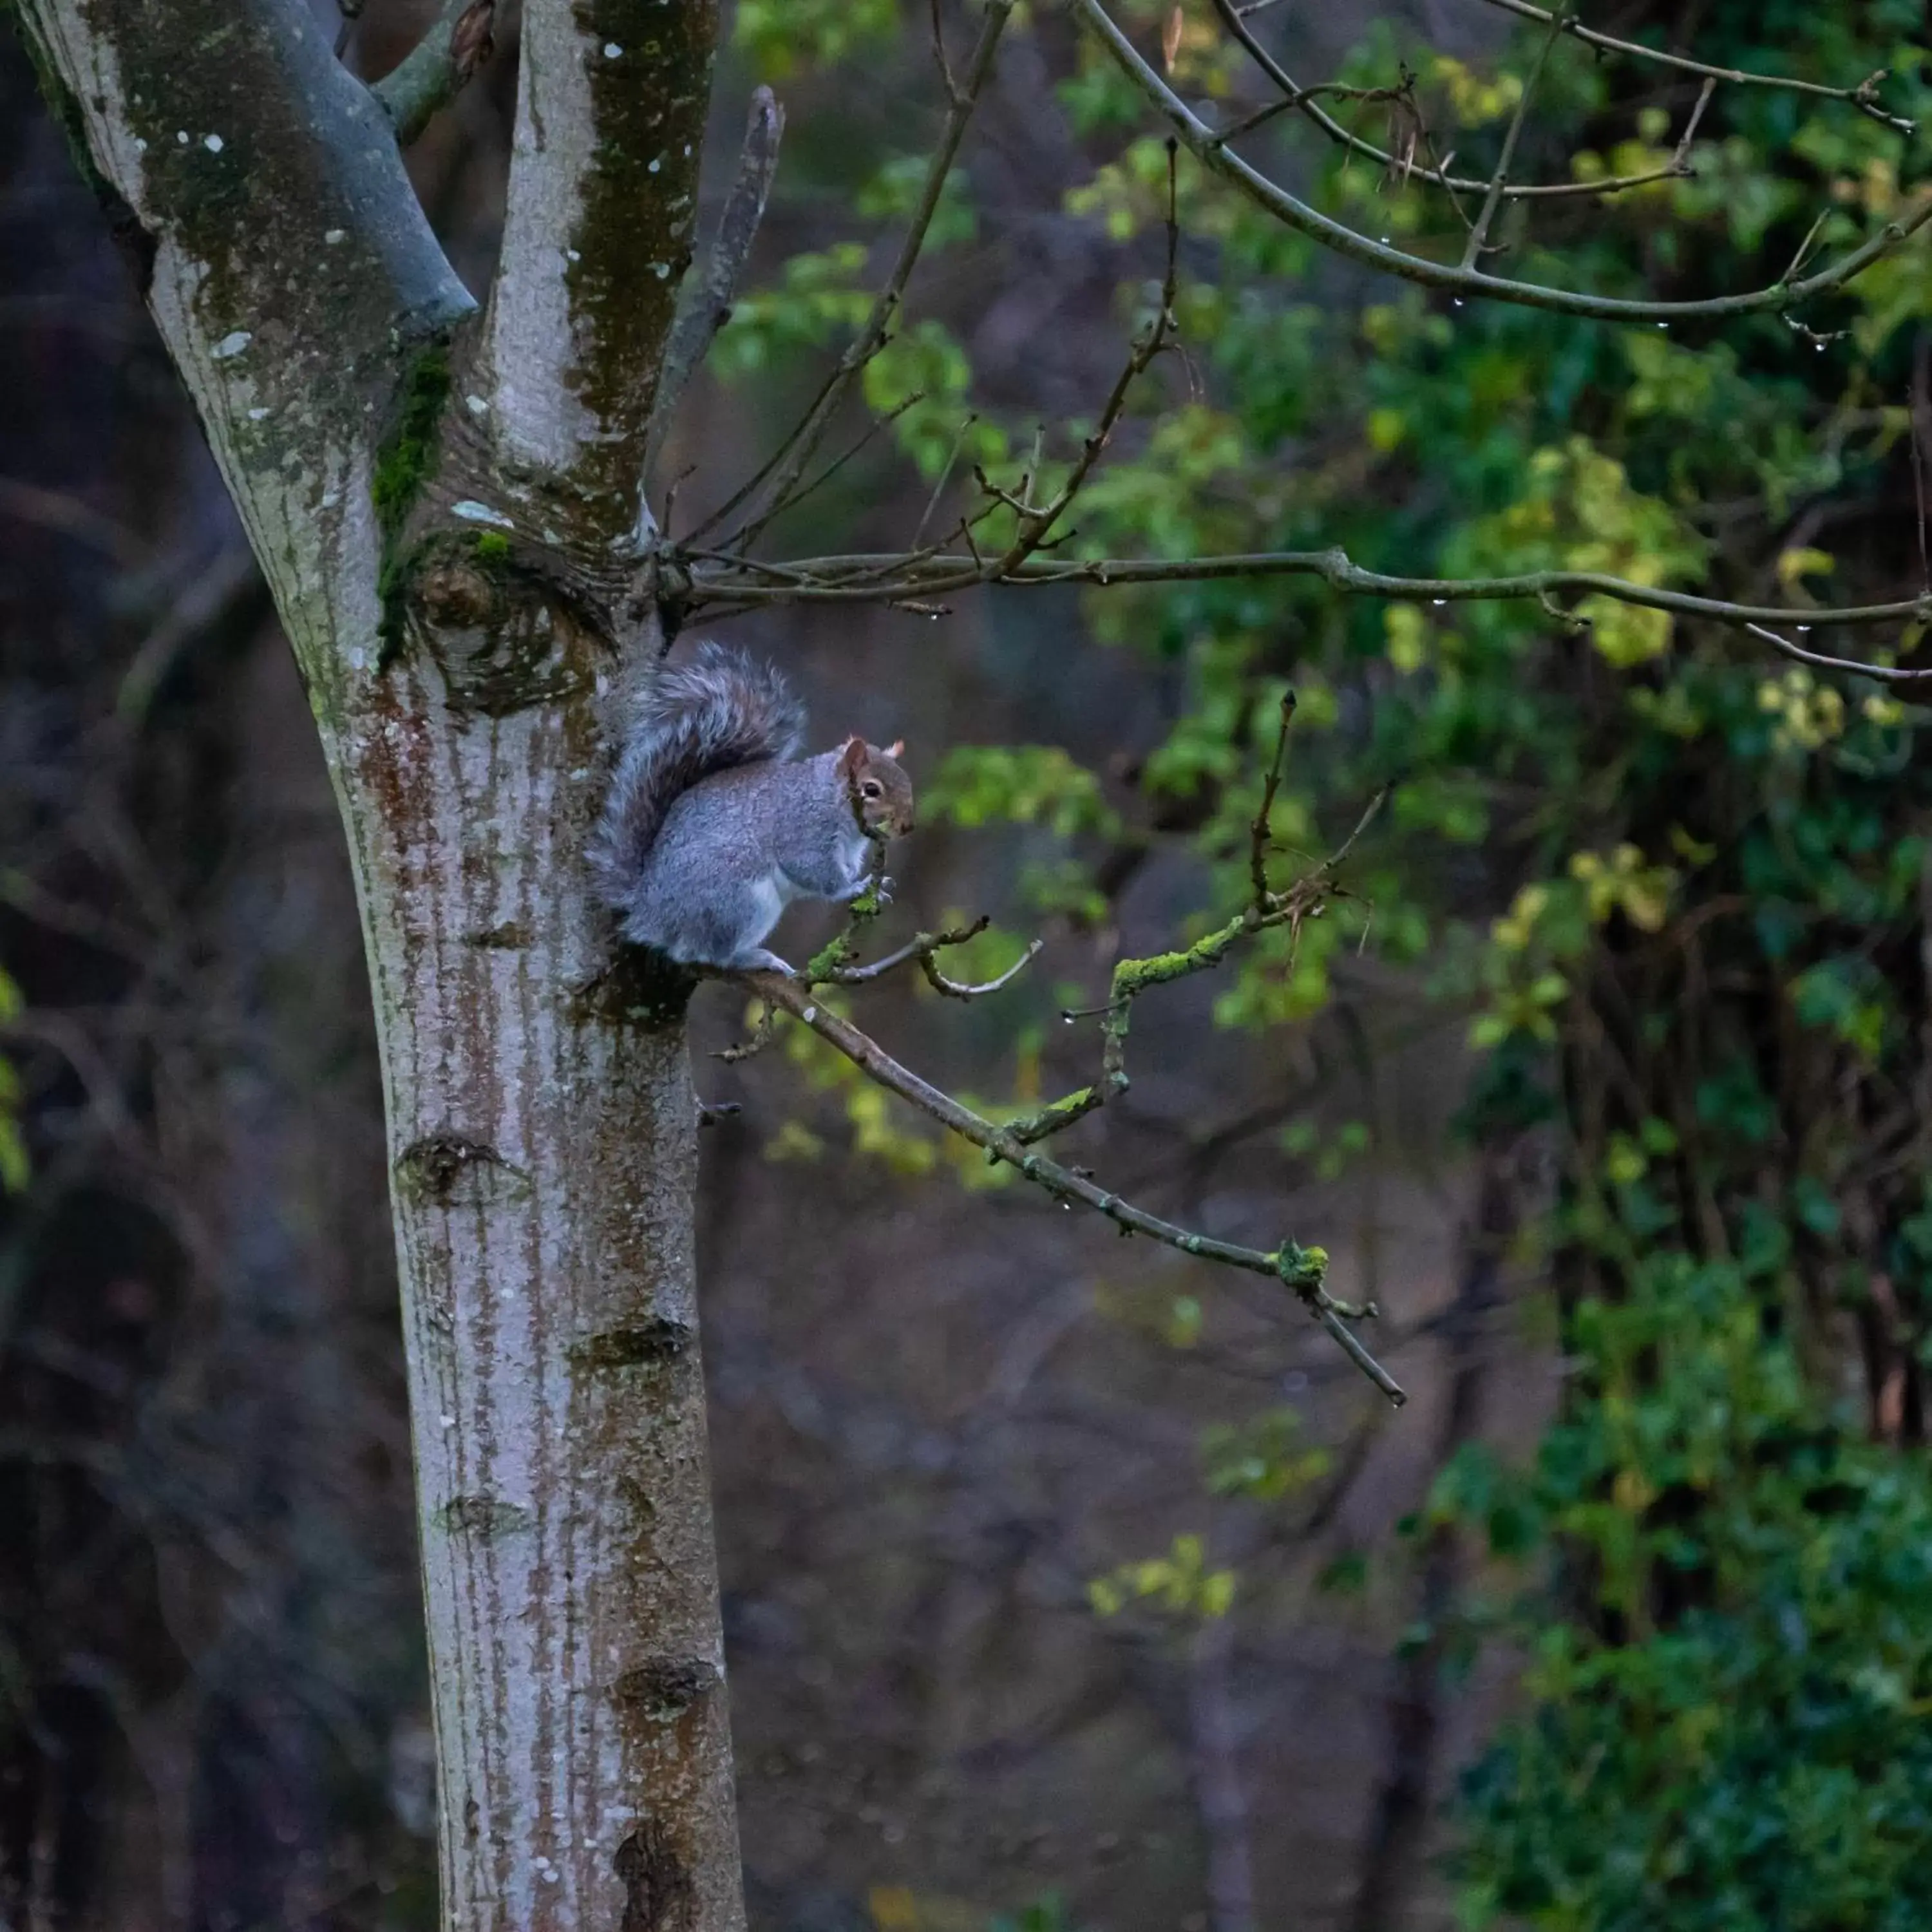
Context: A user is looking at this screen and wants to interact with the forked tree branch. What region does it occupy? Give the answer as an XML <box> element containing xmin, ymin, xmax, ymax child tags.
<box><xmin>1070</xmin><ymin>0</ymin><xmax>1932</xmax><ymax>324</ymax></box>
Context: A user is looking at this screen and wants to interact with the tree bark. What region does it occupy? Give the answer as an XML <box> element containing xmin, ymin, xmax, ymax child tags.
<box><xmin>11</xmin><ymin>2</ymin><xmax>742</xmax><ymax>1926</ymax></box>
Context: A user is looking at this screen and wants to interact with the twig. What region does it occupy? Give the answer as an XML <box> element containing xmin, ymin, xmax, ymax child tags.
<box><xmin>910</xmin><ymin>413</ymin><xmax>978</xmax><ymax>550</ymax></box>
<box><xmin>1743</xmin><ymin>621</ymin><xmax>1932</xmax><ymax>685</ymax></box>
<box><xmin>334</xmin><ymin>0</ymin><xmax>365</xmax><ymax>61</ymax></box>
<box><xmin>714</xmin><ymin>1001</ymin><xmax>779</xmax><ymax>1063</ymax></box>
<box><xmin>1459</xmin><ymin>4</ymin><xmax>1566</xmax><ymax>270</ymax></box>
<box><xmin>1095</xmin><ymin>790</ymin><xmax>1383</xmax><ymax>1102</ymax></box>
<box><xmin>717</xmin><ymin>0</ymin><xmax>1014</xmax><ymax>553</ymax></box>
<box><xmin>760</xmin><ymin>392</ymin><xmax>926</xmax><ymax>526</ymax></box>
<box><xmin>921</xmin><ymin>938</ymin><xmax>1044</xmax><ymax>999</ymax></box>
<box><xmin>931</xmin><ymin>0</ymin><xmax>962</xmax><ymax>107</ymax></box>
<box><xmin>1472</xmin><ymin>0</ymin><xmax>1914</xmax><ymax>133</ymax></box>
<box><xmin>1249</xmin><ymin>688</ymin><xmax>1298</xmax><ymax>909</ymax></box>
<box><xmin>645</xmin><ymin>88</ymin><xmax>786</xmax><ymax>472</ymax></box>
<box><xmin>1779</xmin><ymin>206</ymin><xmax>1833</xmax><ymax>287</ymax></box>
<box><xmin>683</xmin><ymin>363</ymin><xmax>850</xmax><ymax>544</ymax></box>
<box><xmin>1018</xmin><ymin>779</ymin><xmax>1383</xmax><ymax>1173</ymax></box>
<box><xmin>373</xmin><ymin>0</ymin><xmax>496</xmax><ymax>147</ymax></box>
<box><xmin>1071</xmin><ymin>0</ymin><xmax>1932</xmax><ymax>324</ymax></box>
<box><xmin>1672</xmin><ymin>78</ymin><xmax>1718</xmax><ymax>170</ymax></box>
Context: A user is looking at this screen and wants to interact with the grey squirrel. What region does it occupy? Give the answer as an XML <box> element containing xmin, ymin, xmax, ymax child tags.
<box><xmin>589</xmin><ymin>641</ymin><xmax>915</xmax><ymax>974</ymax></box>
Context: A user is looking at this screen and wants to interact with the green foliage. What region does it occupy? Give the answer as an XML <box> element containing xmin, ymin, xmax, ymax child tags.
<box><xmin>1202</xmin><ymin>1406</ymin><xmax>1331</xmax><ymax>1501</ymax></box>
<box><xmin>1440</xmin><ymin>1258</ymin><xmax>1932</xmax><ymax>1931</ymax></box>
<box><xmin>924</xmin><ymin>746</ymin><xmax>1119</xmax><ymax>839</ymax></box>
<box><xmin>987</xmin><ymin>1898</ymin><xmax>1084</xmax><ymax>1932</ymax></box>
<box><xmin>1088</xmin><ymin>1532</ymin><xmax>1236</xmax><ymax>1623</ymax></box>
<box><xmin>733</xmin><ymin>0</ymin><xmax>898</xmax><ymax>80</ymax></box>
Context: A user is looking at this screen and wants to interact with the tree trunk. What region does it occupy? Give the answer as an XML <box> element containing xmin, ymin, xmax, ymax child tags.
<box><xmin>12</xmin><ymin>2</ymin><xmax>743</xmax><ymax>1926</ymax></box>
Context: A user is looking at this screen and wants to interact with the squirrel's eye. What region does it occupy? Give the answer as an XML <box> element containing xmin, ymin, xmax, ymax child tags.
<box><xmin>862</xmin><ymin>781</ymin><xmax>883</xmax><ymax>798</ymax></box>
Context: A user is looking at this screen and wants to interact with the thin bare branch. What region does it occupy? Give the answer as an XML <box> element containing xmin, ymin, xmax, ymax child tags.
<box><xmin>1472</xmin><ymin>0</ymin><xmax>1913</xmax><ymax>133</ymax></box>
<box><xmin>1249</xmin><ymin>688</ymin><xmax>1297</xmax><ymax>909</ymax></box>
<box><xmin>1913</xmin><ymin>332</ymin><xmax>1931</xmax><ymax>593</ymax></box>
<box><xmin>680</xmin><ymin>542</ymin><xmax>1932</xmax><ymax>635</ymax></box>
<box><xmin>763</xmin><ymin>392</ymin><xmax>927</xmax><ymax>526</ymax></box>
<box><xmin>374</xmin><ymin>0</ymin><xmax>495</xmax><ymax>146</ymax></box>
<box><xmin>910</xmin><ymin>413</ymin><xmax>978</xmax><ymax>549</ymax></box>
<box><xmin>931</xmin><ymin>0</ymin><xmax>963</xmax><ymax>107</ymax></box>
<box><xmin>1743</xmin><ymin>623</ymin><xmax>1932</xmax><ymax>685</ymax></box>
<box><xmin>714</xmin><ymin>1001</ymin><xmax>779</xmax><ymax>1064</ymax></box>
<box><xmin>921</xmin><ymin>938</ymin><xmax>1043</xmax><ymax>999</ymax></box>
<box><xmin>1459</xmin><ymin>3</ymin><xmax>1565</xmax><ymax>270</ymax></box>
<box><xmin>1071</xmin><ymin>0</ymin><xmax>1932</xmax><ymax>325</ymax></box>
<box><xmin>1672</xmin><ymin>78</ymin><xmax>1718</xmax><ymax>168</ymax></box>
<box><xmin>714</xmin><ymin>0</ymin><xmax>1014</xmax><ymax>551</ymax></box>
<box><xmin>645</xmin><ymin>87</ymin><xmax>786</xmax><ymax>471</ymax></box>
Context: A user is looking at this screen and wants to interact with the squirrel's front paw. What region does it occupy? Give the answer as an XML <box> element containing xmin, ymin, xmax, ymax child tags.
<box><xmin>872</xmin><ymin>876</ymin><xmax>895</xmax><ymax>905</ymax></box>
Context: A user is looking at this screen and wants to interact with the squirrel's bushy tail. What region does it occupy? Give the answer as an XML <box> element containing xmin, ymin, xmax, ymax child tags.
<box><xmin>588</xmin><ymin>641</ymin><xmax>806</xmax><ymax>908</ymax></box>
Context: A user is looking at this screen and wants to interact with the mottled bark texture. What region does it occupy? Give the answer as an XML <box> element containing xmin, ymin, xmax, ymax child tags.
<box><xmin>10</xmin><ymin>2</ymin><xmax>739</xmax><ymax>1927</ymax></box>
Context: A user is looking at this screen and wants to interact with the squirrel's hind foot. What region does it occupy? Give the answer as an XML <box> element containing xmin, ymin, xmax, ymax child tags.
<box><xmin>726</xmin><ymin>947</ymin><xmax>794</xmax><ymax>976</ymax></box>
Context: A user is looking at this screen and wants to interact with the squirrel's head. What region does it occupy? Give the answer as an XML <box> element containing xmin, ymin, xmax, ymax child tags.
<box><xmin>839</xmin><ymin>737</ymin><xmax>916</xmax><ymax>838</ymax></box>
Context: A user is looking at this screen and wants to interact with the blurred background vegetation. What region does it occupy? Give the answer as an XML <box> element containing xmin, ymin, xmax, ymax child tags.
<box><xmin>5</xmin><ymin>1</ymin><xmax>1932</xmax><ymax>1927</ymax></box>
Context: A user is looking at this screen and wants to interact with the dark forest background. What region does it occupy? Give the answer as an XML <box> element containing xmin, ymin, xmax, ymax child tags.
<box><xmin>6</xmin><ymin>2</ymin><xmax>1932</xmax><ymax>1929</ymax></box>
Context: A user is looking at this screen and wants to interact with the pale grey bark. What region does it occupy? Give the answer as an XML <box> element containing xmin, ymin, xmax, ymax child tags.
<box><xmin>13</xmin><ymin>2</ymin><xmax>743</xmax><ymax>1927</ymax></box>
<box><xmin>488</xmin><ymin>0</ymin><xmax>718</xmax><ymax>538</ymax></box>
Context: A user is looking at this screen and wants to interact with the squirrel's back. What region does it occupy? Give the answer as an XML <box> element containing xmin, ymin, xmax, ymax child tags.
<box><xmin>587</xmin><ymin>641</ymin><xmax>806</xmax><ymax>909</ymax></box>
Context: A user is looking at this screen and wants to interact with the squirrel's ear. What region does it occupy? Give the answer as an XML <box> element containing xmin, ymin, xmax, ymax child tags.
<box><xmin>884</xmin><ymin>739</ymin><xmax>905</xmax><ymax>760</ymax></box>
<box><xmin>838</xmin><ymin>735</ymin><xmax>866</xmax><ymax>775</ymax></box>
